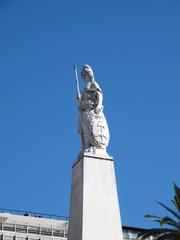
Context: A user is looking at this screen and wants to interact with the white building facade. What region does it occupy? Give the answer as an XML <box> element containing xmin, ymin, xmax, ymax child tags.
<box><xmin>0</xmin><ymin>209</ymin><xmax>153</xmax><ymax>240</ymax></box>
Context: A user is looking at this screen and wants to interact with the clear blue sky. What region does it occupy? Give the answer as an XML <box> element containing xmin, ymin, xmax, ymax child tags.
<box><xmin>0</xmin><ymin>0</ymin><xmax>179</xmax><ymax>228</ymax></box>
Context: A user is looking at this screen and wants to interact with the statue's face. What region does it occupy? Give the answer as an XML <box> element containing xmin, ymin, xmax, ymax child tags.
<box><xmin>81</xmin><ymin>70</ymin><xmax>91</xmax><ymax>83</ymax></box>
<box><xmin>81</xmin><ymin>65</ymin><xmax>93</xmax><ymax>83</ymax></box>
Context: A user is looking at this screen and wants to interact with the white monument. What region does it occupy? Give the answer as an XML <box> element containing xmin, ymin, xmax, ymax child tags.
<box><xmin>68</xmin><ymin>65</ymin><xmax>123</xmax><ymax>240</ymax></box>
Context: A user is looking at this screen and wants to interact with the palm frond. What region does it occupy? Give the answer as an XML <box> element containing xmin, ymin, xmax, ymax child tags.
<box><xmin>153</xmin><ymin>199</ymin><xmax>180</xmax><ymax>220</ymax></box>
<box><xmin>144</xmin><ymin>214</ymin><xmax>179</xmax><ymax>228</ymax></box>
<box><xmin>140</xmin><ymin>184</ymin><xmax>180</xmax><ymax>240</ymax></box>
<box><xmin>159</xmin><ymin>216</ymin><xmax>179</xmax><ymax>228</ymax></box>
<box><xmin>173</xmin><ymin>182</ymin><xmax>180</xmax><ymax>212</ymax></box>
<box><xmin>137</xmin><ymin>228</ymin><xmax>175</xmax><ymax>239</ymax></box>
<box><xmin>144</xmin><ymin>214</ymin><xmax>161</xmax><ymax>219</ymax></box>
<box><xmin>156</xmin><ymin>231</ymin><xmax>180</xmax><ymax>240</ymax></box>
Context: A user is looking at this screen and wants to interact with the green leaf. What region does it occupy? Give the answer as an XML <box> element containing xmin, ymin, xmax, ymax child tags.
<box><xmin>144</xmin><ymin>214</ymin><xmax>161</xmax><ymax>219</ymax></box>
<box><xmin>173</xmin><ymin>182</ymin><xmax>180</xmax><ymax>212</ymax></box>
<box><xmin>156</xmin><ymin>230</ymin><xmax>180</xmax><ymax>240</ymax></box>
<box><xmin>153</xmin><ymin>199</ymin><xmax>180</xmax><ymax>220</ymax></box>
<box><xmin>137</xmin><ymin>228</ymin><xmax>175</xmax><ymax>239</ymax></box>
<box><xmin>156</xmin><ymin>232</ymin><xmax>180</xmax><ymax>240</ymax></box>
<box><xmin>159</xmin><ymin>216</ymin><xmax>179</xmax><ymax>228</ymax></box>
<box><xmin>140</xmin><ymin>184</ymin><xmax>180</xmax><ymax>240</ymax></box>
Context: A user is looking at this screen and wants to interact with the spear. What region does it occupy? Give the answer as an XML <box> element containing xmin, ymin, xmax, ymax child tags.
<box><xmin>74</xmin><ymin>65</ymin><xmax>81</xmax><ymax>103</ymax></box>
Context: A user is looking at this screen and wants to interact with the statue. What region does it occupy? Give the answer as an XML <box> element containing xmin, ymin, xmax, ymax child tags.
<box><xmin>74</xmin><ymin>65</ymin><xmax>110</xmax><ymax>156</ymax></box>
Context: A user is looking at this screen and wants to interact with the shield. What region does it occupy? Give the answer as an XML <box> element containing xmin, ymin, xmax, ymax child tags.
<box><xmin>90</xmin><ymin>116</ymin><xmax>109</xmax><ymax>148</ymax></box>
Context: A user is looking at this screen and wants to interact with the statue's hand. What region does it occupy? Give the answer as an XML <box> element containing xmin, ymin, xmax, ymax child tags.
<box><xmin>95</xmin><ymin>106</ymin><xmax>102</xmax><ymax>114</ymax></box>
<box><xmin>77</xmin><ymin>94</ymin><xmax>81</xmax><ymax>101</ymax></box>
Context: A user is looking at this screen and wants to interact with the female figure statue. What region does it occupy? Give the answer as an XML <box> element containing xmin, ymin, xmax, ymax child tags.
<box><xmin>77</xmin><ymin>65</ymin><xmax>110</xmax><ymax>155</ymax></box>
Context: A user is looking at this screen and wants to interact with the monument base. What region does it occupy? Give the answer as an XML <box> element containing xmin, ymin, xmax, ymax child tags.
<box><xmin>68</xmin><ymin>153</ymin><xmax>123</xmax><ymax>240</ymax></box>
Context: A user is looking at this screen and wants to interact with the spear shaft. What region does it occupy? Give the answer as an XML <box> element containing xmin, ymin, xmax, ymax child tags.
<box><xmin>74</xmin><ymin>65</ymin><xmax>81</xmax><ymax>102</ymax></box>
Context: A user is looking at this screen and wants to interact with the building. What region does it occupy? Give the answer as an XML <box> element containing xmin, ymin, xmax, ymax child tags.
<box><xmin>0</xmin><ymin>209</ymin><xmax>153</xmax><ymax>240</ymax></box>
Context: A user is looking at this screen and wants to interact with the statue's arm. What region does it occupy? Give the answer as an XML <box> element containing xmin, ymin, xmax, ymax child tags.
<box><xmin>95</xmin><ymin>90</ymin><xmax>103</xmax><ymax>113</ymax></box>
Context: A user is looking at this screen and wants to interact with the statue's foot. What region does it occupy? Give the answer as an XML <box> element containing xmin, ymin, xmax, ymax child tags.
<box><xmin>82</xmin><ymin>147</ymin><xmax>110</xmax><ymax>158</ymax></box>
<box><xmin>84</xmin><ymin>147</ymin><xmax>94</xmax><ymax>153</ymax></box>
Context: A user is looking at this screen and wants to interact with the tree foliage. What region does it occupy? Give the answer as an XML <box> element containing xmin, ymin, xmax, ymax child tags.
<box><xmin>138</xmin><ymin>183</ymin><xmax>180</xmax><ymax>240</ymax></box>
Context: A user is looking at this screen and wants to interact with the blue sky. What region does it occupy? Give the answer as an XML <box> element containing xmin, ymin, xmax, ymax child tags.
<box><xmin>0</xmin><ymin>0</ymin><xmax>179</xmax><ymax>228</ymax></box>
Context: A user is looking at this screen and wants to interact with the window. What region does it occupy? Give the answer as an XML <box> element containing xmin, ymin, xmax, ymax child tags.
<box><xmin>28</xmin><ymin>237</ymin><xmax>40</xmax><ymax>240</ymax></box>
<box><xmin>4</xmin><ymin>235</ymin><xmax>14</xmax><ymax>240</ymax></box>
<box><xmin>123</xmin><ymin>231</ymin><xmax>130</xmax><ymax>239</ymax></box>
<box><xmin>40</xmin><ymin>228</ymin><xmax>52</xmax><ymax>236</ymax></box>
<box><xmin>16</xmin><ymin>236</ymin><xmax>27</xmax><ymax>240</ymax></box>
<box><xmin>53</xmin><ymin>229</ymin><xmax>64</xmax><ymax>238</ymax></box>
<box><xmin>28</xmin><ymin>226</ymin><xmax>39</xmax><ymax>235</ymax></box>
<box><xmin>15</xmin><ymin>225</ymin><xmax>27</xmax><ymax>233</ymax></box>
<box><xmin>3</xmin><ymin>223</ymin><xmax>15</xmax><ymax>232</ymax></box>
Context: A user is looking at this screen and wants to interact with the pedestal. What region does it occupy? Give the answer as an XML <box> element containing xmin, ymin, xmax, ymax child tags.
<box><xmin>68</xmin><ymin>153</ymin><xmax>123</xmax><ymax>240</ymax></box>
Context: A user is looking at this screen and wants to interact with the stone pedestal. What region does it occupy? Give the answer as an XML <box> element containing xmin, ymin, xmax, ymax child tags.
<box><xmin>68</xmin><ymin>153</ymin><xmax>123</xmax><ymax>240</ymax></box>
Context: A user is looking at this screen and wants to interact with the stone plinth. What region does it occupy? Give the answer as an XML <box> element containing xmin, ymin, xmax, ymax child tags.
<box><xmin>68</xmin><ymin>153</ymin><xmax>123</xmax><ymax>240</ymax></box>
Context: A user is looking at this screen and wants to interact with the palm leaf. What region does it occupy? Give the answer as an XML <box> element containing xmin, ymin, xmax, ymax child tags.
<box><xmin>144</xmin><ymin>214</ymin><xmax>161</xmax><ymax>219</ymax></box>
<box><xmin>156</xmin><ymin>231</ymin><xmax>180</xmax><ymax>240</ymax></box>
<box><xmin>172</xmin><ymin>199</ymin><xmax>178</xmax><ymax>211</ymax></box>
<box><xmin>139</xmin><ymin>184</ymin><xmax>180</xmax><ymax>240</ymax></box>
<box><xmin>138</xmin><ymin>228</ymin><xmax>175</xmax><ymax>239</ymax></box>
<box><xmin>159</xmin><ymin>216</ymin><xmax>179</xmax><ymax>228</ymax></box>
<box><xmin>173</xmin><ymin>182</ymin><xmax>180</xmax><ymax>212</ymax></box>
<box><xmin>144</xmin><ymin>214</ymin><xmax>179</xmax><ymax>228</ymax></box>
<box><xmin>153</xmin><ymin>199</ymin><xmax>180</xmax><ymax>220</ymax></box>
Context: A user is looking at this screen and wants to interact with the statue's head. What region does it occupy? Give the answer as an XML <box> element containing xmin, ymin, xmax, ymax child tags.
<box><xmin>81</xmin><ymin>65</ymin><xmax>94</xmax><ymax>82</ymax></box>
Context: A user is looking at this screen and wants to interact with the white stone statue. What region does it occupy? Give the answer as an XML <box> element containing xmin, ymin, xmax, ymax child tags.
<box><xmin>75</xmin><ymin>65</ymin><xmax>110</xmax><ymax>156</ymax></box>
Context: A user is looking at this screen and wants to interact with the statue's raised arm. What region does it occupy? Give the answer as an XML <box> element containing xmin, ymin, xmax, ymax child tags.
<box><xmin>77</xmin><ymin>65</ymin><xmax>110</xmax><ymax>156</ymax></box>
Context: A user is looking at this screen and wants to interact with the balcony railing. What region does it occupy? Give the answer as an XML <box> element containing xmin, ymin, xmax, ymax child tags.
<box><xmin>0</xmin><ymin>209</ymin><xmax>68</xmax><ymax>221</ymax></box>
